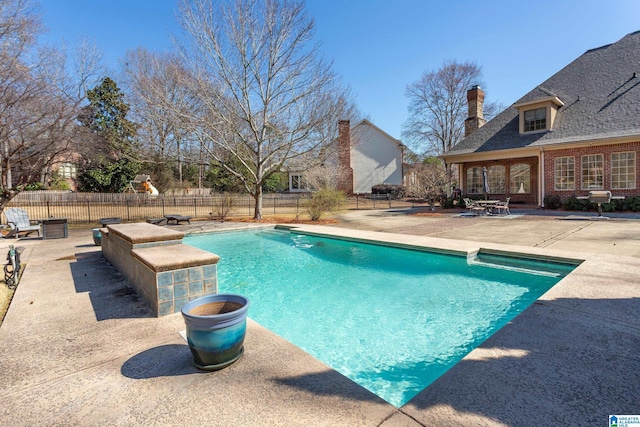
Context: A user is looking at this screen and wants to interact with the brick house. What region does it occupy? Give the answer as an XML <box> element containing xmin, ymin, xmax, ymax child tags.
<box><xmin>441</xmin><ymin>30</ymin><xmax>640</xmax><ymax>206</ymax></box>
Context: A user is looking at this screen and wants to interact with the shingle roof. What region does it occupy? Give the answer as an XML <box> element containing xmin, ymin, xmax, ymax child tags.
<box><xmin>445</xmin><ymin>30</ymin><xmax>640</xmax><ymax>156</ymax></box>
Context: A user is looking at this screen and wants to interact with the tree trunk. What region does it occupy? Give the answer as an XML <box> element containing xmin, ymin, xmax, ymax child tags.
<box><xmin>253</xmin><ymin>184</ymin><xmax>263</xmax><ymax>220</ymax></box>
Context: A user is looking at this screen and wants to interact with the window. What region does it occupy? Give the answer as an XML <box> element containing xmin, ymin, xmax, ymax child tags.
<box><xmin>554</xmin><ymin>157</ymin><xmax>575</xmax><ymax>190</ymax></box>
<box><xmin>514</xmin><ymin>96</ymin><xmax>563</xmax><ymax>134</ymax></box>
<box><xmin>611</xmin><ymin>152</ymin><xmax>636</xmax><ymax>190</ymax></box>
<box><xmin>466</xmin><ymin>167</ymin><xmax>483</xmax><ymax>194</ymax></box>
<box><xmin>523</xmin><ymin>108</ymin><xmax>546</xmax><ymax>132</ymax></box>
<box><xmin>290</xmin><ymin>174</ymin><xmax>307</xmax><ymax>190</ymax></box>
<box><xmin>581</xmin><ymin>154</ymin><xmax>603</xmax><ymax>190</ymax></box>
<box><xmin>58</xmin><ymin>162</ymin><xmax>76</xmax><ymax>179</ymax></box>
<box><xmin>487</xmin><ymin>165</ymin><xmax>506</xmax><ymax>193</ymax></box>
<box><xmin>509</xmin><ymin>163</ymin><xmax>531</xmax><ymax>194</ymax></box>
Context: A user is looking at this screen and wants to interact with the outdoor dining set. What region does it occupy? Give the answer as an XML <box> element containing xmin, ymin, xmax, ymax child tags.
<box><xmin>463</xmin><ymin>197</ymin><xmax>511</xmax><ymax>216</ymax></box>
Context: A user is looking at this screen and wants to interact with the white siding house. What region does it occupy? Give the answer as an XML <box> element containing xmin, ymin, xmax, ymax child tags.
<box><xmin>350</xmin><ymin>120</ymin><xmax>404</xmax><ymax>194</ymax></box>
<box><xmin>287</xmin><ymin>119</ymin><xmax>404</xmax><ymax>194</ymax></box>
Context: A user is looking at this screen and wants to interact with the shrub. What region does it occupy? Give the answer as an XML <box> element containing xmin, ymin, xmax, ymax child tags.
<box><xmin>543</xmin><ymin>195</ymin><xmax>562</xmax><ymax>210</ymax></box>
<box><xmin>440</xmin><ymin>196</ymin><xmax>461</xmax><ymax>209</ymax></box>
<box><xmin>23</xmin><ymin>182</ymin><xmax>46</xmax><ymax>191</ymax></box>
<box><xmin>212</xmin><ymin>192</ymin><xmax>234</xmax><ymax>220</ymax></box>
<box><xmin>602</xmin><ymin>199</ymin><xmax>624</xmax><ymax>212</ymax></box>
<box><xmin>563</xmin><ymin>196</ymin><xmax>590</xmax><ymax>211</ymax></box>
<box><xmin>623</xmin><ymin>196</ymin><xmax>640</xmax><ymax>212</ymax></box>
<box><xmin>371</xmin><ymin>184</ymin><xmax>405</xmax><ymax>199</ymax></box>
<box><xmin>305</xmin><ymin>189</ymin><xmax>346</xmax><ymax>221</ymax></box>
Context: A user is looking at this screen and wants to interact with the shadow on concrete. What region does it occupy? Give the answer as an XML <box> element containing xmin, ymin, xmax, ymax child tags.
<box><xmin>121</xmin><ymin>344</ymin><xmax>206</xmax><ymax>379</ymax></box>
<box><xmin>401</xmin><ymin>297</ymin><xmax>640</xmax><ymax>426</ymax></box>
<box><xmin>272</xmin><ymin>368</ymin><xmax>386</xmax><ymax>406</ymax></box>
<box><xmin>70</xmin><ymin>251</ymin><xmax>152</xmax><ymax>320</ymax></box>
<box><xmin>75</xmin><ymin>243</ymin><xmax>98</xmax><ymax>248</ymax></box>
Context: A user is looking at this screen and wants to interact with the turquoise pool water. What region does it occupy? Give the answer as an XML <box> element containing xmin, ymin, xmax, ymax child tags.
<box><xmin>185</xmin><ymin>229</ymin><xmax>575</xmax><ymax>407</ymax></box>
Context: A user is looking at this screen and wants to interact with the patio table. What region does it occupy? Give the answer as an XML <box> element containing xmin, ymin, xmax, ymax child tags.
<box><xmin>475</xmin><ymin>200</ymin><xmax>500</xmax><ymax>214</ymax></box>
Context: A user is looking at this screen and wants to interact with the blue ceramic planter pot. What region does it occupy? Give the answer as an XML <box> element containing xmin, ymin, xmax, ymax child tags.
<box><xmin>92</xmin><ymin>228</ymin><xmax>101</xmax><ymax>246</ymax></box>
<box><xmin>181</xmin><ymin>294</ymin><xmax>249</xmax><ymax>371</ymax></box>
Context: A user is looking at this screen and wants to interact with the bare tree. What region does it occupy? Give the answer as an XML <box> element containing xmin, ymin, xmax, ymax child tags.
<box><xmin>122</xmin><ymin>48</ymin><xmax>203</xmax><ymax>190</ymax></box>
<box><xmin>0</xmin><ymin>0</ymin><xmax>102</xmax><ymax>208</ymax></box>
<box><xmin>402</xmin><ymin>59</ymin><xmax>501</xmax><ymax>195</ymax></box>
<box><xmin>302</xmin><ymin>163</ymin><xmax>344</xmax><ymax>192</ymax></box>
<box><xmin>177</xmin><ymin>0</ymin><xmax>354</xmax><ymax>219</ymax></box>
<box><xmin>404</xmin><ymin>156</ymin><xmax>448</xmax><ymax>209</ymax></box>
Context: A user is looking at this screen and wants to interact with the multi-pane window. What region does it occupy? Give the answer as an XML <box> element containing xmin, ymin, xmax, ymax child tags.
<box><xmin>509</xmin><ymin>163</ymin><xmax>531</xmax><ymax>194</ymax></box>
<box><xmin>524</xmin><ymin>107</ymin><xmax>547</xmax><ymax>132</ymax></box>
<box><xmin>581</xmin><ymin>154</ymin><xmax>603</xmax><ymax>190</ymax></box>
<box><xmin>466</xmin><ymin>167</ymin><xmax>483</xmax><ymax>194</ymax></box>
<box><xmin>554</xmin><ymin>157</ymin><xmax>575</xmax><ymax>190</ymax></box>
<box><xmin>290</xmin><ymin>174</ymin><xmax>307</xmax><ymax>190</ymax></box>
<box><xmin>611</xmin><ymin>152</ymin><xmax>636</xmax><ymax>189</ymax></box>
<box><xmin>487</xmin><ymin>165</ymin><xmax>506</xmax><ymax>193</ymax></box>
<box><xmin>58</xmin><ymin>162</ymin><xmax>76</xmax><ymax>179</ymax></box>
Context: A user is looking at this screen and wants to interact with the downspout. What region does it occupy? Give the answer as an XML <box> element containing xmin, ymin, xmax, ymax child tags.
<box><xmin>540</xmin><ymin>148</ymin><xmax>545</xmax><ymax>207</ymax></box>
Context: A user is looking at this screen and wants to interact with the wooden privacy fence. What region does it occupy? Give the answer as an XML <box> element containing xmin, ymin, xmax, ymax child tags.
<box><xmin>4</xmin><ymin>191</ymin><xmax>421</xmax><ymax>224</ymax></box>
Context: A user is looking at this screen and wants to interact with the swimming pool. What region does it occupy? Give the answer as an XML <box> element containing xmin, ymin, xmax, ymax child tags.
<box><xmin>185</xmin><ymin>229</ymin><xmax>576</xmax><ymax>407</ymax></box>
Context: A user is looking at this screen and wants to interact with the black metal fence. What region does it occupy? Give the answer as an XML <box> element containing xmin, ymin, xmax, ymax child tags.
<box><xmin>4</xmin><ymin>191</ymin><xmax>421</xmax><ymax>224</ymax></box>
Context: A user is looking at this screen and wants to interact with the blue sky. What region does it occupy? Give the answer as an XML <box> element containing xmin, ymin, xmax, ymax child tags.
<box><xmin>39</xmin><ymin>0</ymin><xmax>640</xmax><ymax>141</ymax></box>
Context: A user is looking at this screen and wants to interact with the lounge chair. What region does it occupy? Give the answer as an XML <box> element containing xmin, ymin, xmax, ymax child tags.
<box><xmin>494</xmin><ymin>197</ymin><xmax>511</xmax><ymax>215</ymax></box>
<box><xmin>4</xmin><ymin>208</ymin><xmax>41</xmax><ymax>238</ymax></box>
<box><xmin>100</xmin><ymin>217</ymin><xmax>122</xmax><ymax>227</ymax></box>
<box><xmin>146</xmin><ymin>217</ymin><xmax>167</xmax><ymax>225</ymax></box>
<box><xmin>164</xmin><ymin>214</ymin><xmax>192</xmax><ymax>225</ymax></box>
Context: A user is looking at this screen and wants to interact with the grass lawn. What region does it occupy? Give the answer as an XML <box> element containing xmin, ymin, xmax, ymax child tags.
<box><xmin>0</xmin><ymin>284</ymin><xmax>14</xmax><ymax>327</ymax></box>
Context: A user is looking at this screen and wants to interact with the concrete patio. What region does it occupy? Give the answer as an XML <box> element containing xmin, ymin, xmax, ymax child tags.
<box><xmin>0</xmin><ymin>208</ymin><xmax>638</xmax><ymax>426</ymax></box>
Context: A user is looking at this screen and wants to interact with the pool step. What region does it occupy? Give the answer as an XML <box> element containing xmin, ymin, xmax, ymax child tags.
<box><xmin>469</xmin><ymin>252</ymin><xmax>576</xmax><ymax>277</ymax></box>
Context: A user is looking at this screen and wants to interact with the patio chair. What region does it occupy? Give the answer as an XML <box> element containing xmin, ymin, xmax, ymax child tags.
<box><xmin>494</xmin><ymin>197</ymin><xmax>511</xmax><ymax>215</ymax></box>
<box><xmin>4</xmin><ymin>208</ymin><xmax>41</xmax><ymax>238</ymax></box>
<box><xmin>463</xmin><ymin>198</ymin><xmax>485</xmax><ymax>216</ymax></box>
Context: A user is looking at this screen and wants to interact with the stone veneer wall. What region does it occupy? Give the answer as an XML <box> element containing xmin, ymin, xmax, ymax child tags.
<box><xmin>101</xmin><ymin>223</ymin><xmax>220</xmax><ymax>317</ymax></box>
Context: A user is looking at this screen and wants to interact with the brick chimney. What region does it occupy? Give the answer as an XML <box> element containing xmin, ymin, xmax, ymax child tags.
<box><xmin>337</xmin><ymin>120</ymin><xmax>353</xmax><ymax>195</ymax></box>
<box><xmin>464</xmin><ymin>85</ymin><xmax>486</xmax><ymax>137</ymax></box>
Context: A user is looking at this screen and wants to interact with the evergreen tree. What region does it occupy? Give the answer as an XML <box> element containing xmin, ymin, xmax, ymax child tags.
<box><xmin>78</xmin><ymin>77</ymin><xmax>141</xmax><ymax>192</ymax></box>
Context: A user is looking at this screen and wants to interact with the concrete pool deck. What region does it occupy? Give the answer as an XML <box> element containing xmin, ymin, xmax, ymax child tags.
<box><xmin>0</xmin><ymin>209</ymin><xmax>638</xmax><ymax>426</ymax></box>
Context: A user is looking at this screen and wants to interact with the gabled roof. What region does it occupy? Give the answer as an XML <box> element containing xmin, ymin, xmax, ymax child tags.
<box><xmin>444</xmin><ymin>30</ymin><xmax>640</xmax><ymax>158</ymax></box>
<box><xmin>352</xmin><ymin>119</ymin><xmax>405</xmax><ymax>149</ymax></box>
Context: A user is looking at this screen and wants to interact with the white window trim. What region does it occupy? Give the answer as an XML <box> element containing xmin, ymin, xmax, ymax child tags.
<box><xmin>611</xmin><ymin>151</ymin><xmax>636</xmax><ymax>190</ymax></box>
<box><xmin>554</xmin><ymin>156</ymin><xmax>575</xmax><ymax>191</ymax></box>
<box><xmin>580</xmin><ymin>153</ymin><xmax>604</xmax><ymax>190</ymax></box>
<box><xmin>514</xmin><ymin>96</ymin><xmax>564</xmax><ymax>134</ymax></box>
<box><xmin>289</xmin><ymin>173</ymin><xmax>308</xmax><ymax>192</ymax></box>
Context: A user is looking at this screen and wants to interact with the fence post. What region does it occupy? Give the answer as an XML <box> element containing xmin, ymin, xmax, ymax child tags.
<box><xmin>126</xmin><ymin>200</ymin><xmax>130</xmax><ymax>221</ymax></box>
<box><xmin>47</xmin><ymin>200</ymin><xmax>51</xmax><ymax>218</ymax></box>
<box><xmin>194</xmin><ymin>198</ymin><xmax>197</xmax><ymax>217</ymax></box>
<box><xmin>373</xmin><ymin>195</ymin><xmax>376</xmax><ymax>209</ymax></box>
<box><xmin>356</xmin><ymin>194</ymin><xmax>359</xmax><ymax>210</ymax></box>
<box><xmin>87</xmin><ymin>201</ymin><xmax>91</xmax><ymax>223</ymax></box>
<box><xmin>388</xmin><ymin>193</ymin><xmax>391</xmax><ymax>208</ymax></box>
<box><xmin>162</xmin><ymin>198</ymin><xmax>165</xmax><ymax>216</ymax></box>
